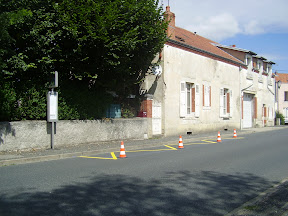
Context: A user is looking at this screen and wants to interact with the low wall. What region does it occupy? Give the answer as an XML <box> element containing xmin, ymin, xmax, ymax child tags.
<box><xmin>0</xmin><ymin>118</ymin><xmax>148</xmax><ymax>152</ymax></box>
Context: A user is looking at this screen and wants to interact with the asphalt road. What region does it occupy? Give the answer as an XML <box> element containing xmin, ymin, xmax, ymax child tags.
<box><xmin>0</xmin><ymin>128</ymin><xmax>288</xmax><ymax>215</ymax></box>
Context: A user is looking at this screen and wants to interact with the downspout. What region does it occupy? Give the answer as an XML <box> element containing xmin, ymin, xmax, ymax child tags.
<box><xmin>239</xmin><ymin>66</ymin><xmax>242</xmax><ymax>129</ymax></box>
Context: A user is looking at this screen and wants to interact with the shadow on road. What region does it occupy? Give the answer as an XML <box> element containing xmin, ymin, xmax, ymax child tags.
<box><xmin>0</xmin><ymin>171</ymin><xmax>273</xmax><ymax>216</ymax></box>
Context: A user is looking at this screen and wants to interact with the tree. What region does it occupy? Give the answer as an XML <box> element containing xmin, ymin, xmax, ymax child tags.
<box><xmin>55</xmin><ymin>0</ymin><xmax>168</xmax><ymax>94</ymax></box>
<box><xmin>0</xmin><ymin>0</ymin><xmax>168</xmax><ymax>120</ymax></box>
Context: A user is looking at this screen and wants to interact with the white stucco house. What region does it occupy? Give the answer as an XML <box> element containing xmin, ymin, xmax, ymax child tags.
<box><xmin>275</xmin><ymin>73</ymin><xmax>288</xmax><ymax>123</ymax></box>
<box><xmin>139</xmin><ymin>6</ymin><xmax>275</xmax><ymax>137</ymax></box>
<box><xmin>217</xmin><ymin>45</ymin><xmax>276</xmax><ymax>128</ymax></box>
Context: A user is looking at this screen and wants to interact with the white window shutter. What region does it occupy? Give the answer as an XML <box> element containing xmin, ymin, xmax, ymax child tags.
<box><xmin>195</xmin><ymin>84</ymin><xmax>200</xmax><ymax>117</ymax></box>
<box><xmin>180</xmin><ymin>82</ymin><xmax>186</xmax><ymax>117</ymax></box>
<box><xmin>229</xmin><ymin>90</ymin><xmax>233</xmax><ymax>117</ymax></box>
<box><xmin>220</xmin><ymin>88</ymin><xmax>224</xmax><ymax>117</ymax></box>
<box><xmin>209</xmin><ymin>86</ymin><xmax>211</xmax><ymax>107</ymax></box>
<box><xmin>204</xmin><ymin>86</ymin><xmax>208</xmax><ymax>107</ymax></box>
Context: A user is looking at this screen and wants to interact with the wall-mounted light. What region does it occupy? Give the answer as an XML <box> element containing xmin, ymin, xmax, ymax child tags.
<box><xmin>277</xmin><ymin>80</ymin><xmax>282</xmax><ymax>88</ymax></box>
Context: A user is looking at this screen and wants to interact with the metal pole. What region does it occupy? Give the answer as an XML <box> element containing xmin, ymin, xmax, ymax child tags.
<box><xmin>51</xmin><ymin>122</ymin><xmax>54</xmax><ymax>149</ymax></box>
<box><xmin>51</xmin><ymin>87</ymin><xmax>54</xmax><ymax>149</ymax></box>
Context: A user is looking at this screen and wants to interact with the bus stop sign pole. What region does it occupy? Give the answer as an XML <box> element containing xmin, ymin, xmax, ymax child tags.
<box><xmin>47</xmin><ymin>71</ymin><xmax>58</xmax><ymax>149</ymax></box>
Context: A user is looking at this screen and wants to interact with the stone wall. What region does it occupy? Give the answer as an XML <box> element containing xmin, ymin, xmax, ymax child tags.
<box><xmin>0</xmin><ymin>118</ymin><xmax>148</xmax><ymax>152</ymax></box>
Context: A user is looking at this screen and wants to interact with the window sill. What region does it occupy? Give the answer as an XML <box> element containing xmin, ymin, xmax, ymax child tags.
<box><xmin>180</xmin><ymin>114</ymin><xmax>196</xmax><ymax>119</ymax></box>
<box><xmin>203</xmin><ymin>106</ymin><xmax>211</xmax><ymax>110</ymax></box>
<box><xmin>221</xmin><ymin>115</ymin><xmax>231</xmax><ymax>120</ymax></box>
<box><xmin>180</xmin><ymin>116</ymin><xmax>199</xmax><ymax>121</ymax></box>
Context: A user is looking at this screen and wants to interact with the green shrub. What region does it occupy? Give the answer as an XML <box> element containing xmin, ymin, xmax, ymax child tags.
<box><xmin>0</xmin><ymin>82</ymin><xmax>17</xmax><ymax>121</ymax></box>
<box><xmin>275</xmin><ymin>111</ymin><xmax>285</xmax><ymax>125</ymax></box>
<box><xmin>0</xmin><ymin>79</ymin><xmax>114</xmax><ymax>121</ymax></box>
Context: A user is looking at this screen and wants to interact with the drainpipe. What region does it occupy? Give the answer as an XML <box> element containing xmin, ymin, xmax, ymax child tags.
<box><xmin>239</xmin><ymin>66</ymin><xmax>242</xmax><ymax>129</ymax></box>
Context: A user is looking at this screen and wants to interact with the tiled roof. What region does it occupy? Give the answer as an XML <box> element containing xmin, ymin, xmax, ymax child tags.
<box><xmin>168</xmin><ymin>26</ymin><xmax>245</xmax><ymax>66</ymax></box>
<box><xmin>216</xmin><ymin>44</ymin><xmax>257</xmax><ymax>55</ymax></box>
<box><xmin>275</xmin><ymin>73</ymin><xmax>288</xmax><ymax>83</ymax></box>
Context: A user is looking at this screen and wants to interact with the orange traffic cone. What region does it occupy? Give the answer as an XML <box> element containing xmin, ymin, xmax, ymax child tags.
<box><xmin>178</xmin><ymin>135</ymin><xmax>184</xmax><ymax>148</ymax></box>
<box><xmin>119</xmin><ymin>141</ymin><xmax>127</xmax><ymax>158</ymax></box>
<box><xmin>233</xmin><ymin>129</ymin><xmax>237</xmax><ymax>138</ymax></box>
<box><xmin>217</xmin><ymin>131</ymin><xmax>222</xmax><ymax>142</ymax></box>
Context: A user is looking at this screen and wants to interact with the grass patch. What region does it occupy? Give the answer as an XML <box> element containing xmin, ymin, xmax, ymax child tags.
<box><xmin>244</xmin><ymin>205</ymin><xmax>259</xmax><ymax>211</ymax></box>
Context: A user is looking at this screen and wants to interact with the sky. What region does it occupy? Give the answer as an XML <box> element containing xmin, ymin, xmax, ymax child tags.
<box><xmin>161</xmin><ymin>0</ymin><xmax>288</xmax><ymax>73</ymax></box>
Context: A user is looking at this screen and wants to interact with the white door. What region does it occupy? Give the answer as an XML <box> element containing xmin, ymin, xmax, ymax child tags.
<box><xmin>243</xmin><ymin>93</ymin><xmax>253</xmax><ymax>128</ymax></box>
<box><xmin>152</xmin><ymin>101</ymin><xmax>162</xmax><ymax>135</ymax></box>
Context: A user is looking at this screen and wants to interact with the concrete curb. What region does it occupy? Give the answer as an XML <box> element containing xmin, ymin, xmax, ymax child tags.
<box><xmin>225</xmin><ymin>178</ymin><xmax>288</xmax><ymax>216</ymax></box>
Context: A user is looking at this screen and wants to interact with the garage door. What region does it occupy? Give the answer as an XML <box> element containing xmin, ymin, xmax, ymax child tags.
<box><xmin>243</xmin><ymin>93</ymin><xmax>253</xmax><ymax>128</ymax></box>
<box><xmin>284</xmin><ymin>107</ymin><xmax>288</xmax><ymax>124</ymax></box>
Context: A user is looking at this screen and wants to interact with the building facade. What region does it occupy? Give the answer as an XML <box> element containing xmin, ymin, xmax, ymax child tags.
<box><xmin>140</xmin><ymin>6</ymin><xmax>275</xmax><ymax>137</ymax></box>
<box><xmin>217</xmin><ymin>45</ymin><xmax>276</xmax><ymax>128</ymax></box>
<box><xmin>275</xmin><ymin>73</ymin><xmax>288</xmax><ymax>123</ymax></box>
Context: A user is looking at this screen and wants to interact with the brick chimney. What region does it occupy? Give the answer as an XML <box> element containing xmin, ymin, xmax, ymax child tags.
<box><xmin>164</xmin><ymin>6</ymin><xmax>176</xmax><ymax>40</ymax></box>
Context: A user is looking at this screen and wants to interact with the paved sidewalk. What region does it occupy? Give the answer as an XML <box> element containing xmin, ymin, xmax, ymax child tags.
<box><xmin>1</xmin><ymin>126</ymin><xmax>288</xmax><ymax>215</ymax></box>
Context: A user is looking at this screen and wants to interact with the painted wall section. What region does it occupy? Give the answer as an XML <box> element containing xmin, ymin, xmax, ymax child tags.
<box><xmin>278</xmin><ymin>83</ymin><xmax>288</xmax><ymax>122</ymax></box>
<box><xmin>161</xmin><ymin>44</ymin><xmax>241</xmax><ymax>136</ymax></box>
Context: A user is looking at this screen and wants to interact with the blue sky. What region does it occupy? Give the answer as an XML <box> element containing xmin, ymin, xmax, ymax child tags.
<box><xmin>161</xmin><ymin>0</ymin><xmax>288</xmax><ymax>73</ymax></box>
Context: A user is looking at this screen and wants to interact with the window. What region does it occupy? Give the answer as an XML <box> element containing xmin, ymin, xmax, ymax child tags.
<box><xmin>220</xmin><ymin>88</ymin><xmax>232</xmax><ymax>117</ymax></box>
<box><xmin>246</xmin><ymin>55</ymin><xmax>253</xmax><ymax>79</ymax></box>
<box><xmin>267</xmin><ymin>65</ymin><xmax>272</xmax><ymax>86</ymax></box>
<box><xmin>180</xmin><ymin>82</ymin><xmax>199</xmax><ymax>117</ymax></box>
<box><xmin>186</xmin><ymin>83</ymin><xmax>192</xmax><ymax>114</ymax></box>
<box><xmin>246</xmin><ymin>56</ymin><xmax>252</xmax><ymax>68</ymax></box>
<box><xmin>223</xmin><ymin>89</ymin><xmax>228</xmax><ymax>115</ymax></box>
<box><xmin>203</xmin><ymin>84</ymin><xmax>211</xmax><ymax>108</ymax></box>
<box><xmin>285</xmin><ymin>91</ymin><xmax>288</xmax><ymax>101</ymax></box>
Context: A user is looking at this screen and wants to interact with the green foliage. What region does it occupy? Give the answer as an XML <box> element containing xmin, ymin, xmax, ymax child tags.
<box><xmin>276</xmin><ymin>111</ymin><xmax>285</xmax><ymax>125</ymax></box>
<box><xmin>58</xmin><ymin>80</ymin><xmax>113</xmax><ymax>120</ymax></box>
<box><xmin>0</xmin><ymin>79</ymin><xmax>113</xmax><ymax>121</ymax></box>
<box><xmin>54</xmin><ymin>0</ymin><xmax>168</xmax><ymax>95</ymax></box>
<box><xmin>15</xmin><ymin>87</ymin><xmax>47</xmax><ymax>120</ymax></box>
<box><xmin>0</xmin><ymin>82</ymin><xmax>17</xmax><ymax>121</ymax></box>
<box><xmin>0</xmin><ymin>0</ymin><xmax>168</xmax><ymax>121</ymax></box>
<box><xmin>120</xmin><ymin>98</ymin><xmax>140</xmax><ymax>118</ymax></box>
